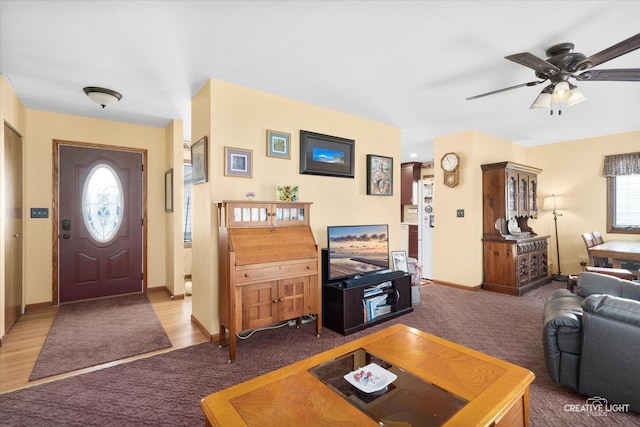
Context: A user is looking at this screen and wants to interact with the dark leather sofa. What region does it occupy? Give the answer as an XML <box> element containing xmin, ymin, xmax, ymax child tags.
<box><xmin>542</xmin><ymin>272</ymin><xmax>640</xmax><ymax>412</ymax></box>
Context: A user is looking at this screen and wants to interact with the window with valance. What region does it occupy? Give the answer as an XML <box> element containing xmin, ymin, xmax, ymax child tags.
<box><xmin>604</xmin><ymin>152</ymin><xmax>640</xmax><ymax>234</ymax></box>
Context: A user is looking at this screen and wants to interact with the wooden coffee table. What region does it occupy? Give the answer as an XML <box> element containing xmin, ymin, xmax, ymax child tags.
<box><xmin>200</xmin><ymin>324</ymin><xmax>534</xmax><ymax>426</ymax></box>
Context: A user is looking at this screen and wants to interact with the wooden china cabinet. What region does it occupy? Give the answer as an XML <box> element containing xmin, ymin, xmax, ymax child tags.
<box><xmin>481</xmin><ymin>162</ymin><xmax>551</xmax><ymax>296</ymax></box>
<box><xmin>217</xmin><ymin>201</ymin><xmax>321</xmax><ymax>361</ymax></box>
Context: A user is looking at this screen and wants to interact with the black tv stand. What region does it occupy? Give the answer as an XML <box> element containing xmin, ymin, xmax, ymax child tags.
<box><xmin>342</xmin><ymin>270</ymin><xmax>406</xmax><ymax>288</ymax></box>
<box><xmin>322</xmin><ymin>272</ymin><xmax>413</xmax><ymax>335</ymax></box>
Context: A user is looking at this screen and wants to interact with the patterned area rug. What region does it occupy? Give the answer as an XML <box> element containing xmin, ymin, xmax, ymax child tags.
<box><xmin>29</xmin><ymin>293</ymin><xmax>172</xmax><ymax>381</ymax></box>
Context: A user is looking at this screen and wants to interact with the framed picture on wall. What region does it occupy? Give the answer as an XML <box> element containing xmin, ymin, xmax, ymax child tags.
<box><xmin>164</xmin><ymin>168</ymin><xmax>173</xmax><ymax>212</ymax></box>
<box><xmin>266</xmin><ymin>129</ymin><xmax>291</xmax><ymax>159</ymax></box>
<box><xmin>191</xmin><ymin>136</ymin><xmax>208</xmax><ymax>184</ymax></box>
<box><xmin>366</xmin><ymin>154</ymin><xmax>393</xmax><ymax>196</ymax></box>
<box><xmin>299</xmin><ymin>130</ymin><xmax>355</xmax><ymax>178</ymax></box>
<box><xmin>225</xmin><ymin>147</ymin><xmax>253</xmax><ymax>178</ymax></box>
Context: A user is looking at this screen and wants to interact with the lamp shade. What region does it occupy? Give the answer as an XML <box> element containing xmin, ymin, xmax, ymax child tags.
<box><xmin>530</xmin><ymin>91</ymin><xmax>552</xmax><ymax>109</ymax></box>
<box><xmin>551</xmin><ymin>82</ymin><xmax>572</xmax><ymax>102</ymax></box>
<box><xmin>83</xmin><ymin>86</ymin><xmax>122</xmax><ymax>108</ymax></box>
<box><xmin>542</xmin><ymin>195</ymin><xmax>564</xmax><ymax>211</ymax></box>
<box><xmin>565</xmin><ymin>87</ymin><xmax>587</xmax><ymax>107</ymax></box>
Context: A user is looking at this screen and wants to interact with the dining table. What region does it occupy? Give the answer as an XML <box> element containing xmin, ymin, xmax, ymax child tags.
<box><xmin>588</xmin><ymin>240</ymin><xmax>640</xmax><ymax>271</ymax></box>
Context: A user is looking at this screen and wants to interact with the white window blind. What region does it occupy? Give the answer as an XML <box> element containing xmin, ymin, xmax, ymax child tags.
<box><xmin>614</xmin><ymin>174</ymin><xmax>640</xmax><ymax>228</ymax></box>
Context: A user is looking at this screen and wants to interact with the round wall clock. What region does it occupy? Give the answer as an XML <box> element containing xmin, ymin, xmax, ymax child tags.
<box><xmin>441</xmin><ymin>152</ymin><xmax>460</xmax><ymax>187</ymax></box>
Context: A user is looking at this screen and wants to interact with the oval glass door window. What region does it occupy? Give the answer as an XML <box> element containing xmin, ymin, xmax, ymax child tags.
<box><xmin>82</xmin><ymin>164</ymin><xmax>124</xmax><ymax>243</ymax></box>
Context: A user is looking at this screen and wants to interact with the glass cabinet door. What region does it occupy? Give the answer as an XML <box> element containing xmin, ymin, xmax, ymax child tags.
<box><xmin>506</xmin><ymin>171</ymin><xmax>518</xmax><ymax>220</ymax></box>
<box><xmin>273</xmin><ymin>204</ymin><xmax>308</xmax><ymax>226</ymax></box>
<box><xmin>225</xmin><ymin>202</ymin><xmax>310</xmax><ymax>227</ymax></box>
<box><xmin>529</xmin><ymin>176</ymin><xmax>538</xmax><ymax>218</ymax></box>
<box><xmin>518</xmin><ymin>175</ymin><xmax>529</xmax><ymax>216</ymax></box>
<box><xmin>228</xmin><ymin>203</ymin><xmax>271</xmax><ymax>227</ymax></box>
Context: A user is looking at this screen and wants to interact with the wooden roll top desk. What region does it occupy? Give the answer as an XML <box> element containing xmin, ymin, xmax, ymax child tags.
<box><xmin>217</xmin><ymin>201</ymin><xmax>322</xmax><ymax>361</ymax></box>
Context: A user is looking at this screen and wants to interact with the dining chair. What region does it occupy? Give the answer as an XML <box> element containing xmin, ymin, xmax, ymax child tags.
<box><xmin>581</xmin><ymin>232</ymin><xmax>611</xmax><ymax>268</ymax></box>
<box><xmin>592</xmin><ymin>231</ymin><xmax>604</xmax><ymax>245</ymax></box>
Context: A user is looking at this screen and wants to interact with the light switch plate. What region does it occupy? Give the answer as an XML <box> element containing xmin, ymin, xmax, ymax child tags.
<box><xmin>30</xmin><ymin>208</ymin><xmax>49</xmax><ymax>218</ymax></box>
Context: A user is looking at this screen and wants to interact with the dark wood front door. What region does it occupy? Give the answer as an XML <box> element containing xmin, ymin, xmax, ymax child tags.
<box><xmin>59</xmin><ymin>145</ymin><xmax>143</xmax><ymax>303</ymax></box>
<box><xmin>4</xmin><ymin>124</ymin><xmax>22</xmax><ymax>333</ymax></box>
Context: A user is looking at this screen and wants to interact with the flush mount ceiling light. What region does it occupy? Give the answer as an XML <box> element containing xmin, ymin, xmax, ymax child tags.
<box><xmin>83</xmin><ymin>86</ymin><xmax>123</xmax><ymax>108</ymax></box>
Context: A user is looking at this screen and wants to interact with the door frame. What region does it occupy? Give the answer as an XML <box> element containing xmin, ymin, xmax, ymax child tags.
<box><xmin>52</xmin><ymin>140</ymin><xmax>148</xmax><ymax>305</ymax></box>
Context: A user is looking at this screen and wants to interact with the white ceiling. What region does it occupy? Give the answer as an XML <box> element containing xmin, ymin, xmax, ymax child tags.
<box><xmin>1</xmin><ymin>1</ymin><xmax>639</xmax><ymax>162</ymax></box>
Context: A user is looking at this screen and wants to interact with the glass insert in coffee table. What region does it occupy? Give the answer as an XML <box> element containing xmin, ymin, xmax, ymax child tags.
<box><xmin>308</xmin><ymin>348</ymin><xmax>468</xmax><ymax>426</ymax></box>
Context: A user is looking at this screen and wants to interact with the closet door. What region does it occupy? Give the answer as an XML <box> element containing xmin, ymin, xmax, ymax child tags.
<box><xmin>4</xmin><ymin>124</ymin><xmax>23</xmax><ymax>333</ymax></box>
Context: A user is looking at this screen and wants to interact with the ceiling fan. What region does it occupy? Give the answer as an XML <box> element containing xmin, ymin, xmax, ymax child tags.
<box><xmin>466</xmin><ymin>32</ymin><xmax>640</xmax><ymax>114</ymax></box>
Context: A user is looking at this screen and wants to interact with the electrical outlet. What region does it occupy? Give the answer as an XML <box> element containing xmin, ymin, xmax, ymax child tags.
<box><xmin>578</xmin><ymin>256</ymin><xmax>587</xmax><ymax>263</ymax></box>
<box><xmin>456</xmin><ymin>209</ymin><xmax>464</xmax><ymax>218</ymax></box>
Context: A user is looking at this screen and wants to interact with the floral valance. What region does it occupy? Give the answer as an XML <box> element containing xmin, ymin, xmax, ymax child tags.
<box><xmin>602</xmin><ymin>152</ymin><xmax>640</xmax><ymax>176</ymax></box>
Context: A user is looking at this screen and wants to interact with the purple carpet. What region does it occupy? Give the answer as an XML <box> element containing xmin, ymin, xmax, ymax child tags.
<box><xmin>1</xmin><ymin>282</ymin><xmax>637</xmax><ymax>426</ymax></box>
<box><xmin>29</xmin><ymin>293</ymin><xmax>172</xmax><ymax>381</ymax></box>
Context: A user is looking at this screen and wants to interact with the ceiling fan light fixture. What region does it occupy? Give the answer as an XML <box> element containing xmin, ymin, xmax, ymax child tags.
<box><xmin>530</xmin><ymin>91</ymin><xmax>552</xmax><ymax>109</ymax></box>
<box><xmin>565</xmin><ymin>86</ymin><xmax>587</xmax><ymax>107</ymax></box>
<box><xmin>83</xmin><ymin>86</ymin><xmax>123</xmax><ymax>108</ymax></box>
<box><xmin>551</xmin><ymin>81</ymin><xmax>572</xmax><ymax>102</ymax></box>
<box><xmin>530</xmin><ymin>85</ymin><xmax>553</xmax><ymax>109</ymax></box>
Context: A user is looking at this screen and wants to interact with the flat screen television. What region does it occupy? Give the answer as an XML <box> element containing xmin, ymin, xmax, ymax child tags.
<box><xmin>326</xmin><ymin>224</ymin><xmax>390</xmax><ymax>283</ymax></box>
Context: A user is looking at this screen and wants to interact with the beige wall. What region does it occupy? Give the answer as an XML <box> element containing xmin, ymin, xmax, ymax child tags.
<box><xmin>432</xmin><ymin>129</ymin><xmax>639</xmax><ymax>288</ymax></box>
<box><xmin>23</xmin><ymin>110</ymin><xmax>170</xmax><ymax>305</ymax></box>
<box><xmin>528</xmin><ymin>130</ymin><xmax>640</xmax><ymax>276</ymax></box>
<box><xmin>2</xmin><ymin>70</ymin><xmax>637</xmax><ymax>340</ymax></box>
<box><xmin>2</xmin><ymin>73</ymin><xmax>186</xmax><ymax>342</ymax></box>
<box><xmin>191</xmin><ymin>79</ymin><xmax>402</xmax><ymax>335</ymax></box>
<box><xmin>165</xmin><ymin>119</ymin><xmax>185</xmax><ymax>297</ymax></box>
<box><xmin>433</xmin><ymin>131</ymin><xmax>528</xmax><ymax>287</ymax></box>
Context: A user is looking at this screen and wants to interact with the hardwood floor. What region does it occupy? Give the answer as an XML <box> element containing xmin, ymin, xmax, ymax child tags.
<box><xmin>0</xmin><ymin>290</ymin><xmax>207</xmax><ymax>394</ymax></box>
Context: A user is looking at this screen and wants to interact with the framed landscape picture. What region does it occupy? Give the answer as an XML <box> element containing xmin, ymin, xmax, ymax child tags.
<box><xmin>266</xmin><ymin>129</ymin><xmax>291</xmax><ymax>159</ymax></box>
<box><xmin>224</xmin><ymin>147</ymin><xmax>253</xmax><ymax>178</ymax></box>
<box><xmin>366</xmin><ymin>154</ymin><xmax>393</xmax><ymax>196</ymax></box>
<box><xmin>191</xmin><ymin>136</ymin><xmax>208</xmax><ymax>184</ymax></box>
<box><xmin>299</xmin><ymin>130</ymin><xmax>355</xmax><ymax>178</ymax></box>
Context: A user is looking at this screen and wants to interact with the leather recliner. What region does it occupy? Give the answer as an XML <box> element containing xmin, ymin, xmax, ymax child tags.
<box><xmin>542</xmin><ymin>272</ymin><xmax>640</xmax><ymax>412</ymax></box>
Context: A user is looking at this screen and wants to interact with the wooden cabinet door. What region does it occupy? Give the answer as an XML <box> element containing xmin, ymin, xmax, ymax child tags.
<box><xmin>518</xmin><ymin>254</ymin><xmax>530</xmax><ymax>286</ymax></box>
<box><xmin>242</xmin><ymin>281</ymin><xmax>278</xmax><ymax>330</ymax></box>
<box><xmin>241</xmin><ymin>277</ymin><xmax>309</xmax><ymax>330</ymax></box>
<box><xmin>408</xmin><ymin>225</ymin><xmax>419</xmax><ymax>259</ymax></box>
<box><xmin>401</xmin><ymin>162</ymin><xmax>421</xmax><ymax>205</ymax></box>
<box><xmin>278</xmin><ymin>276</ymin><xmax>308</xmax><ymax>320</ymax></box>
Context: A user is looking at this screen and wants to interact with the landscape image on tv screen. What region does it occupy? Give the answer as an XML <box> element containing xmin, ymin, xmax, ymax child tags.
<box><xmin>328</xmin><ymin>224</ymin><xmax>389</xmax><ymax>281</ymax></box>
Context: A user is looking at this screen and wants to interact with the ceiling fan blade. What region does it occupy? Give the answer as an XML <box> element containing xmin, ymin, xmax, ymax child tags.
<box><xmin>575</xmin><ymin>68</ymin><xmax>640</xmax><ymax>81</ymax></box>
<box><xmin>505</xmin><ymin>52</ymin><xmax>559</xmax><ymax>76</ymax></box>
<box><xmin>466</xmin><ymin>80</ymin><xmax>546</xmax><ymax>100</ymax></box>
<box><xmin>575</xmin><ymin>33</ymin><xmax>640</xmax><ymax>71</ymax></box>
